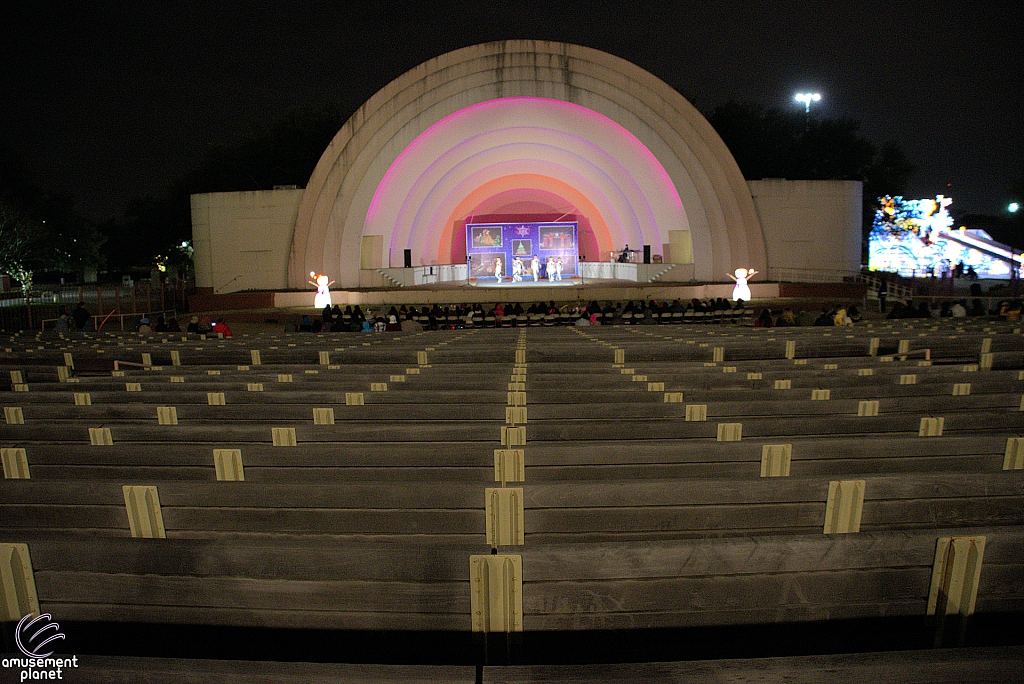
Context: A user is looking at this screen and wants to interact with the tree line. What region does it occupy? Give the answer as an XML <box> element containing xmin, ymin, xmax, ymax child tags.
<box><xmin>13</xmin><ymin>99</ymin><xmax>1016</xmax><ymax>292</ymax></box>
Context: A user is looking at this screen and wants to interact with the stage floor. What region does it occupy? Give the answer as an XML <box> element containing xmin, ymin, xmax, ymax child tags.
<box><xmin>470</xmin><ymin>278</ymin><xmax>578</xmax><ymax>288</ymax></box>
<box><xmin>272</xmin><ymin>280</ymin><xmax>783</xmax><ymax>308</ymax></box>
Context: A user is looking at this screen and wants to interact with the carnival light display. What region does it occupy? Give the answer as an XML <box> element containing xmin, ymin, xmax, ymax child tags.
<box><xmin>868</xmin><ymin>195</ymin><xmax>1019</xmax><ymax>278</ymax></box>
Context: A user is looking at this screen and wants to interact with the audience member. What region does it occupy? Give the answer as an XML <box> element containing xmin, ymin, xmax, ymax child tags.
<box><xmin>401</xmin><ymin>313</ymin><xmax>423</xmax><ymax>331</ymax></box>
<box><xmin>795</xmin><ymin>309</ymin><xmax>816</xmax><ymax>326</ymax></box>
<box><xmin>72</xmin><ymin>302</ymin><xmax>91</xmax><ymax>331</ymax></box>
<box><xmin>213</xmin><ymin>318</ymin><xmax>233</xmax><ymax>337</ymax></box>
<box><xmin>1000</xmin><ymin>300</ymin><xmax>1022</xmax><ymax>322</ymax></box>
<box><xmin>754</xmin><ymin>309</ymin><xmax>774</xmax><ymax>328</ymax></box>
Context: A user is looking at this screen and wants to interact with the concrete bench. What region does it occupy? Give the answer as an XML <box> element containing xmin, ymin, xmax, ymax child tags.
<box><xmin>517</xmin><ymin>526</ymin><xmax>1024</xmax><ymax>630</ymax></box>
<box><xmin>520</xmin><ymin>473</ymin><xmax>1024</xmax><ymax>542</ymax></box>
<box><xmin>523</xmin><ymin>434</ymin><xmax>1011</xmax><ymax>480</ymax></box>
<box><xmin>1</xmin><ymin>532</ymin><xmax>483</xmax><ymax>631</ymax></box>
<box><xmin>0</xmin><ymin>480</ymin><xmax>488</xmax><ymax>538</ymax></box>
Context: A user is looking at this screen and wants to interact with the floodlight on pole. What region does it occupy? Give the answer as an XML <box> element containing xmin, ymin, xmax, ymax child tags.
<box><xmin>794</xmin><ymin>92</ymin><xmax>821</xmax><ymax>113</ymax></box>
<box><xmin>794</xmin><ymin>92</ymin><xmax>821</xmax><ymax>130</ymax></box>
<box><xmin>1010</xmin><ymin>202</ymin><xmax>1020</xmax><ymax>213</ymax></box>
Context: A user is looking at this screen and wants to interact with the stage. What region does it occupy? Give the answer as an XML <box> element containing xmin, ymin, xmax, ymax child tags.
<box><xmin>250</xmin><ymin>279</ymin><xmax>870</xmax><ymax>311</ymax></box>
<box><xmin>471</xmin><ymin>278</ymin><xmax>578</xmax><ymax>288</ymax></box>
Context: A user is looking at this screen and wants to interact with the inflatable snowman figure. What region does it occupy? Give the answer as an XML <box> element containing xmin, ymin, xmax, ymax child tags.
<box><xmin>309</xmin><ymin>271</ymin><xmax>335</xmax><ymax>308</ymax></box>
<box><xmin>728</xmin><ymin>268</ymin><xmax>758</xmax><ymax>302</ymax></box>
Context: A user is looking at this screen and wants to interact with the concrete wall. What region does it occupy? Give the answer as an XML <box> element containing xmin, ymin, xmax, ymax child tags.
<box><xmin>192</xmin><ymin>181</ymin><xmax>861</xmax><ymax>289</ymax></box>
<box><xmin>748</xmin><ymin>180</ymin><xmax>862</xmax><ymax>281</ymax></box>
<box><xmin>192</xmin><ymin>189</ymin><xmax>303</xmax><ymax>293</ymax></box>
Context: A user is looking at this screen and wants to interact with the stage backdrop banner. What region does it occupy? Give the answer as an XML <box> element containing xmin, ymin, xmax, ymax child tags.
<box><xmin>466</xmin><ymin>222</ymin><xmax>578</xmax><ymax>280</ymax></box>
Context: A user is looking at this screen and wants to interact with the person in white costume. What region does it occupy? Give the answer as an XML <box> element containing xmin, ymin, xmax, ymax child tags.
<box><xmin>494</xmin><ymin>258</ymin><xmax>503</xmax><ymax>281</ymax></box>
<box><xmin>727</xmin><ymin>268</ymin><xmax>758</xmax><ymax>302</ymax></box>
<box><xmin>512</xmin><ymin>257</ymin><xmax>523</xmax><ymax>282</ymax></box>
<box><xmin>531</xmin><ymin>255</ymin><xmax>541</xmax><ymax>281</ymax></box>
<box><xmin>546</xmin><ymin>256</ymin><xmax>556</xmax><ymax>280</ymax></box>
<box><xmin>554</xmin><ymin>257</ymin><xmax>563</xmax><ymax>281</ymax></box>
<box><xmin>309</xmin><ymin>272</ymin><xmax>335</xmax><ymax>309</ymax></box>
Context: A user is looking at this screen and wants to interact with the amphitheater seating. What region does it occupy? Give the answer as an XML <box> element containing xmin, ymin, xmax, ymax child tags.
<box><xmin>2</xmin><ymin>318</ymin><xmax>1023</xmax><ymax>677</ymax></box>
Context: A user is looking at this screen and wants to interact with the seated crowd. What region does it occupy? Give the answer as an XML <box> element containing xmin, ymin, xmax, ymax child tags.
<box><xmin>112</xmin><ymin>297</ymin><xmax>1024</xmax><ymax>335</ymax></box>
<box><xmin>884</xmin><ymin>298</ymin><xmax>1022</xmax><ymax>321</ymax></box>
<box><xmin>287</xmin><ymin>298</ymin><xmax>752</xmax><ymax>331</ymax></box>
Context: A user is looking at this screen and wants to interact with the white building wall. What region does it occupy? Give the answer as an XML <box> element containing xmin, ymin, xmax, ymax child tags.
<box><xmin>748</xmin><ymin>180</ymin><xmax>862</xmax><ymax>281</ymax></box>
<box><xmin>192</xmin><ymin>181</ymin><xmax>861</xmax><ymax>289</ymax></box>
<box><xmin>191</xmin><ymin>190</ymin><xmax>303</xmax><ymax>293</ymax></box>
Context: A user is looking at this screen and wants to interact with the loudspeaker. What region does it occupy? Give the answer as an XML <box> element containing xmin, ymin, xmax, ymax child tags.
<box><xmin>643</xmin><ymin>245</ymin><xmax>651</xmax><ymax>264</ymax></box>
<box><xmin>403</xmin><ymin>249</ymin><xmax>412</xmax><ymax>268</ymax></box>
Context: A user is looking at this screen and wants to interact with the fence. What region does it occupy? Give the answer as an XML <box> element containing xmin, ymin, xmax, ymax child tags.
<box><xmin>39</xmin><ymin>309</ymin><xmax>181</xmax><ymax>332</ymax></box>
<box><xmin>0</xmin><ymin>279</ymin><xmax>193</xmax><ymax>332</ymax></box>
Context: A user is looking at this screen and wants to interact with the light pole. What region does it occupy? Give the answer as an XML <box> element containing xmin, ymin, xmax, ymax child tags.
<box><xmin>794</xmin><ymin>92</ymin><xmax>821</xmax><ymax>129</ymax></box>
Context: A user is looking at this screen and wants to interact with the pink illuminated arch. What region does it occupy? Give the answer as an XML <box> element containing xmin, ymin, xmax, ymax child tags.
<box><xmin>367</xmin><ymin>98</ymin><xmax>680</xmax><ymax>268</ymax></box>
<box><xmin>289</xmin><ymin>41</ymin><xmax>766</xmax><ymax>287</ymax></box>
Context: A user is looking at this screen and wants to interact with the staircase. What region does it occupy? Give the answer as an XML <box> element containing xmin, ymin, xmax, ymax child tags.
<box><xmin>375</xmin><ymin>269</ymin><xmax>405</xmax><ymax>287</ymax></box>
<box><xmin>644</xmin><ymin>263</ymin><xmax>678</xmax><ymax>283</ymax></box>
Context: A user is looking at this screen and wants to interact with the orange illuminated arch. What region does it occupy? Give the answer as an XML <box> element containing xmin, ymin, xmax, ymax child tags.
<box><xmin>437</xmin><ymin>174</ymin><xmax>613</xmax><ymax>264</ymax></box>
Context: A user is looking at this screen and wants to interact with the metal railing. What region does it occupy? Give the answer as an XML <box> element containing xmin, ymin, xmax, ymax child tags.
<box><xmin>766</xmin><ymin>267</ymin><xmax>863</xmax><ymax>283</ymax></box>
<box><xmin>0</xmin><ymin>279</ymin><xmax>193</xmax><ymax>331</ymax></box>
<box><xmin>40</xmin><ymin>309</ymin><xmax>180</xmax><ymax>332</ymax></box>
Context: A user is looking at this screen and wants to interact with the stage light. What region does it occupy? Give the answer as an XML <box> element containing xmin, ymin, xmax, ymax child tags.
<box><xmin>1010</xmin><ymin>202</ymin><xmax>1020</xmax><ymax>213</ymax></box>
<box><xmin>794</xmin><ymin>92</ymin><xmax>821</xmax><ymax>113</ymax></box>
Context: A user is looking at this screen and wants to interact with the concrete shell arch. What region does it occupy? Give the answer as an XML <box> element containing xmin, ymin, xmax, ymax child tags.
<box><xmin>289</xmin><ymin>40</ymin><xmax>766</xmax><ymax>288</ymax></box>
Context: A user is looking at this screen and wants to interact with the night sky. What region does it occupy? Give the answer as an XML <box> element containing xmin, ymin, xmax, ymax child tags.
<box><xmin>2</xmin><ymin>1</ymin><xmax>1021</xmax><ymax>223</ymax></box>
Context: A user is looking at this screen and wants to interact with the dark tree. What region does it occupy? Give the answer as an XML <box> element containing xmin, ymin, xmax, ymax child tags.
<box><xmin>0</xmin><ymin>145</ymin><xmax>105</xmax><ymax>281</ymax></box>
<box><xmin>0</xmin><ymin>200</ymin><xmax>50</xmax><ymax>294</ymax></box>
<box><xmin>706</xmin><ymin>102</ymin><xmax>916</xmax><ymax>241</ymax></box>
<box><xmin>184</xmin><ymin>104</ymin><xmax>348</xmax><ymax>193</ymax></box>
<box><xmin>957</xmin><ymin>170</ymin><xmax>1024</xmax><ymax>249</ymax></box>
<box><xmin>705</xmin><ymin>102</ymin><xmax>802</xmax><ymax>180</ymax></box>
<box><xmin>100</xmin><ymin>104</ymin><xmax>348</xmax><ymax>275</ymax></box>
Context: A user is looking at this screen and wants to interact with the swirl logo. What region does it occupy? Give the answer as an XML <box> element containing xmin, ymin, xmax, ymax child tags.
<box><xmin>16</xmin><ymin>613</ymin><xmax>66</xmax><ymax>658</ymax></box>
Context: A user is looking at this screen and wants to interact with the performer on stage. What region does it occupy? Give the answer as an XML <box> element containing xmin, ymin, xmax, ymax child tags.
<box><xmin>531</xmin><ymin>255</ymin><xmax>541</xmax><ymax>281</ymax></box>
<box><xmin>554</xmin><ymin>257</ymin><xmax>564</xmax><ymax>281</ymax></box>
<box><xmin>309</xmin><ymin>271</ymin><xmax>335</xmax><ymax>309</ymax></box>
<box><xmin>546</xmin><ymin>256</ymin><xmax>556</xmax><ymax>280</ymax></box>
<box><xmin>494</xmin><ymin>258</ymin><xmax>503</xmax><ymax>281</ymax></box>
<box><xmin>727</xmin><ymin>268</ymin><xmax>758</xmax><ymax>302</ymax></box>
<box><xmin>512</xmin><ymin>257</ymin><xmax>523</xmax><ymax>282</ymax></box>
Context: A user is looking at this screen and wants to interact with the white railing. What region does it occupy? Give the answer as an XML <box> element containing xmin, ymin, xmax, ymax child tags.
<box><xmin>766</xmin><ymin>267</ymin><xmax>862</xmax><ymax>283</ymax></box>
<box><xmin>855</xmin><ymin>273</ymin><xmax>914</xmax><ymax>301</ymax></box>
<box><xmin>375</xmin><ymin>265</ymin><xmax>469</xmax><ymax>287</ymax></box>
